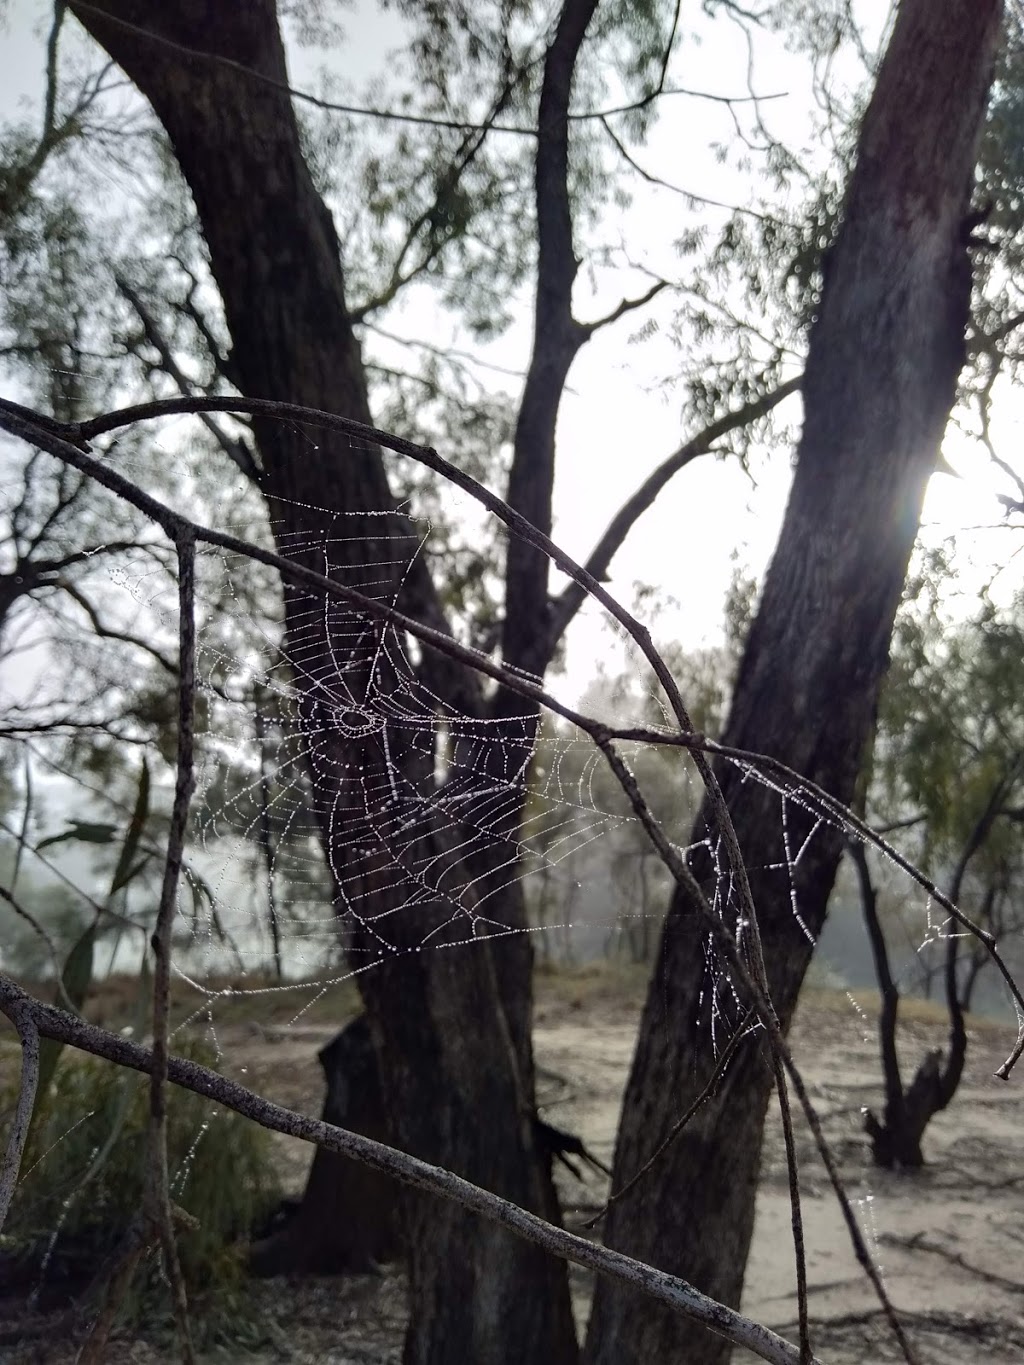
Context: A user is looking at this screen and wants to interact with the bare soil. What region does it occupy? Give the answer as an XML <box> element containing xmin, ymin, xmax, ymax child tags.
<box><xmin>4</xmin><ymin>965</ymin><xmax>1023</xmax><ymax>1363</ymax></box>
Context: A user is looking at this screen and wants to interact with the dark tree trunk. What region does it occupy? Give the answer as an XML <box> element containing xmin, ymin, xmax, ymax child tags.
<box><xmin>70</xmin><ymin>6</ymin><xmax>577</xmax><ymax>1363</ymax></box>
<box><xmin>250</xmin><ymin>1015</ymin><xmax>399</xmax><ymax>1274</ymax></box>
<box><xmin>585</xmin><ymin>2</ymin><xmax>1002</xmax><ymax>1362</ymax></box>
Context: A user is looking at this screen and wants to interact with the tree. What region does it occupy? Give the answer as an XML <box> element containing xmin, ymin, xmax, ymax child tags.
<box><xmin>854</xmin><ymin>573</ymin><xmax>1024</xmax><ymax>1167</ymax></box>
<box><xmin>586</xmin><ymin>3</ymin><xmax>1004</xmax><ymax>1363</ymax></box>
<box><xmin>53</xmin><ymin>3</ymin><xmax>697</xmax><ymax>1361</ymax></box>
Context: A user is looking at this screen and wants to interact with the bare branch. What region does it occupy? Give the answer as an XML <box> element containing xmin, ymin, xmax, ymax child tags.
<box><xmin>0</xmin><ymin>997</ymin><xmax>40</xmax><ymax>1233</ymax></box>
<box><xmin>0</xmin><ymin>884</ymin><xmax>71</xmax><ymax>1008</ymax></box>
<box><xmin>586</xmin><ymin>1006</ymin><xmax>756</xmax><ymax>1226</ymax></box>
<box><xmin>56</xmin><ymin>579</ymin><xmax>178</xmax><ymax>674</ymax></box>
<box><xmin>579</xmin><ymin>279</ymin><xmax>670</xmax><ymax>336</ymax></box>
<box><xmin>599</xmin><ymin>115</ymin><xmax>790</xmax><ymax>226</ymax></box>
<box><xmin>350</xmin><ymin>72</ymin><xmax>527</xmax><ymax>323</ymax></box>
<box><xmin>117</xmin><ymin>274</ymin><xmax>259</xmax><ymax>482</ymax></box>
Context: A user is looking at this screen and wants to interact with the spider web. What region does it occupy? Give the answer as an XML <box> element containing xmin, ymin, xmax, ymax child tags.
<box><xmin>182</xmin><ymin>483</ymin><xmax>704</xmax><ymax>999</ymax></box>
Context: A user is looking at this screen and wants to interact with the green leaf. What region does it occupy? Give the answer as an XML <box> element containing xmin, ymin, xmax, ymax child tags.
<box><xmin>109</xmin><ymin>758</ymin><xmax>151</xmax><ymax>896</ymax></box>
<box><xmin>36</xmin><ymin>820</ymin><xmax>119</xmax><ymax>851</ymax></box>
<box><xmin>31</xmin><ymin>918</ymin><xmax>98</xmax><ymax>1136</ymax></box>
<box><xmin>60</xmin><ymin>919</ymin><xmax>97</xmax><ymax>1013</ymax></box>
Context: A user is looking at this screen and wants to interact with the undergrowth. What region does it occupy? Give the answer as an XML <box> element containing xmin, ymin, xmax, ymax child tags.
<box><xmin>1</xmin><ymin>1037</ymin><xmax>282</xmax><ymax>1351</ymax></box>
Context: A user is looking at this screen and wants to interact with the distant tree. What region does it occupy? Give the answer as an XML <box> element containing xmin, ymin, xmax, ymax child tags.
<box><xmin>853</xmin><ymin>568</ymin><xmax>1024</xmax><ymax>1167</ymax></box>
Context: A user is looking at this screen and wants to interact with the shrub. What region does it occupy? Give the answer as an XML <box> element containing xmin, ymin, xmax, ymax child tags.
<box><xmin>2</xmin><ymin>1035</ymin><xmax>281</xmax><ymax>1348</ymax></box>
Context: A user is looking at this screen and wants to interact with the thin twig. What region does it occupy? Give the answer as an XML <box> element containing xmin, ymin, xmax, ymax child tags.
<box><xmin>145</xmin><ymin>529</ymin><xmax>197</xmax><ymax>1365</ymax></box>
<box><xmin>547</xmin><ymin>376</ymin><xmax>801</xmax><ymax>647</ymax></box>
<box><xmin>68</xmin><ymin>1</ymin><xmax>774</xmax><ymax>136</ymax></box>
<box><xmin>0</xmin><ymin>885</ymin><xmax>71</xmax><ymax>1007</ymax></box>
<box><xmin>584</xmin><ymin>1005</ymin><xmax>756</xmax><ymax>1227</ymax></box>
<box><xmin>0</xmin><ymin>998</ymin><xmax>40</xmax><ymax>1232</ymax></box>
<box><xmin>774</xmin><ymin>1053</ymin><xmax>811</xmax><ymax>1364</ymax></box>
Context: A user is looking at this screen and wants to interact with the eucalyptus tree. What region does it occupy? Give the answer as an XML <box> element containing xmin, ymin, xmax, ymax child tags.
<box><xmin>852</xmin><ymin>572</ymin><xmax>1024</xmax><ymax>1167</ymax></box>
<box><xmin>40</xmin><ymin>1</ymin><xmax>720</xmax><ymax>1359</ymax></box>
<box><xmin>587</xmin><ymin>5</ymin><xmax>1005</xmax><ymax>1362</ymax></box>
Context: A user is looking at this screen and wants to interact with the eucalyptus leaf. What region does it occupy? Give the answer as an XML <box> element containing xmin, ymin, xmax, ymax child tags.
<box><xmin>109</xmin><ymin>758</ymin><xmax>151</xmax><ymax>896</ymax></box>
<box><xmin>36</xmin><ymin>821</ymin><xmax>119</xmax><ymax>851</ymax></box>
<box><xmin>30</xmin><ymin>917</ymin><xmax>98</xmax><ymax>1136</ymax></box>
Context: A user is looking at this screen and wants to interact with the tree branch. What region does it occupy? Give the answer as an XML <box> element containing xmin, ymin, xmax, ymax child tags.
<box><xmin>54</xmin><ymin>579</ymin><xmax>179</xmax><ymax>675</ymax></box>
<box><xmin>500</xmin><ymin>0</ymin><xmax>598</xmax><ymax>682</ymax></box>
<box><xmin>599</xmin><ymin>114</ymin><xmax>789</xmax><ymax>226</ymax></box>
<box><xmin>116</xmin><ymin>273</ymin><xmax>259</xmax><ymax>482</ymax></box>
<box><xmin>579</xmin><ymin>279</ymin><xmax>670</xmax><ymax>337</ymax></box>
<box><xmin>547</xmin><ymin>375</ymin><xmax>801</xmax><ymax>649</ymax></box>
<box><xmin>350</xmin><ymin>71</ymin><xmax>526</xmax><ymax>323</ymax></box>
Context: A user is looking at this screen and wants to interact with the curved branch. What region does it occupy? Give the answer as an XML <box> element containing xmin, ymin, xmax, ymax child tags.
<box><xmin>117</xmin><ymin>273</ymin><xmax>259</xmax><ymax>482</ymax></box>
<box><xmin>56</xmin><ymin>579</ymin><xmax>178</xmax><ymax>674</ymax></box>
<box><xmin>579</xmin><ymin>279</ymin><xmax>669</xmax><ymax>337</ymax></box>
<box><xmin>547</xmin><ymin>376</ymin><xmax>801</xmax><ymax>649</ymax></box>
<box><xmin>350</xmin><ymin>71</ymin><xmax>528</xmax><ymax>324</ymax></box>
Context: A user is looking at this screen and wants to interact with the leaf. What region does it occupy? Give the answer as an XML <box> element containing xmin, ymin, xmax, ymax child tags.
<box><xmin>36</xmin><ymin>820</ymin><xmax>119</xmax><ymax>851</ymax></box>
<box><xmin>109</xmin><ymin>758</ymin><xmax>151</xmax><ymax>896</ymax></box>
<box><xmin>60</xmin><ymin>919</ymin><xmax>97</xmax><ymax>1013</ymax></box>
<box><xmin>31</xmin><ymin>918</ymin><xmax>98</xmax><ymax>1137</ymax></box>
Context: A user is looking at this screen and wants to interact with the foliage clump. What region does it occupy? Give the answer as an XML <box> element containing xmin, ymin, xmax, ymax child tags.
<box><xmin>2</xmin><ymin>1036</ymin><xmax>281</xmax><ymax>1349</ymax></box>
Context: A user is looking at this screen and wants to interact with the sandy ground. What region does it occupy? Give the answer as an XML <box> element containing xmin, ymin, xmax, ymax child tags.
<box><xmin>4</xmin><ymin>970</ymin><xmax>1023</xmax><ymax>1363</ymax></box>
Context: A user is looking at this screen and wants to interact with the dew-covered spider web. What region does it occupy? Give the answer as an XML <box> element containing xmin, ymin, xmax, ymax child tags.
<box><xmin>6</xmin><ymin>412</ymin><xmax>1024</xmax><ymax>1362</ymax></box>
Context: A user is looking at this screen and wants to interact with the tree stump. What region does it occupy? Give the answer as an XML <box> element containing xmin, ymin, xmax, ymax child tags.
<box><xmin>250</xmin><ymin>1014</ymin><xmax>400</xmax><ymax>1275</ymax></box>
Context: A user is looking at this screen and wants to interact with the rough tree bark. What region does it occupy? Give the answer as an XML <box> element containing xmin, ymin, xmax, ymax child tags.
<box><xmin>69</xmin><ymin>5</ymin><xmax>578</xmax><ymax>1363</ymax></box>
<box><xmin>585</xmin><ymin>2</ymin><xmax>1003</xmax><ymax>1362</ymax></box>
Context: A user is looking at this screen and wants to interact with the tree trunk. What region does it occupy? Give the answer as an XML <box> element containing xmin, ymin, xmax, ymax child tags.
<box><xmin>70</xmin><ymin>6</ymin><xmax>577</xmax><ymax>1363</ymax></box>
<box><xmin>585</xmin><ymin>2</ymin><xmax>1002</xmax><ymax>1362</ymax></box>
<box><xmin>250</xmin><ymin>1014</ymin><xmax>399</xmax><ymax>1275</ymax></box>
